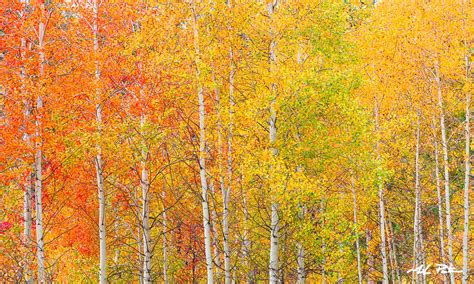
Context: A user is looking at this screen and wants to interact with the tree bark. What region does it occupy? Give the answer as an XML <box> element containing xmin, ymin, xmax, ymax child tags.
<box><xmin>435</xmin><ymin>61</ymin><xmax>455</xmax><ymax>284</ymax></box>
<box><xmin>162</xmin><ymin>187</ymin><xmax>169</xmax><ymax>284</ymax></box>
<box><xmin>224</xmin><ymin>22</ymin><xmax>235</xmax><ymax>284</ymax></box>
<box><xmin>209</xmin><ymin>180</ymin><xmax>222</xmax><ymax>281</ymax></box>
<box><xmin>140</xmin><ymin>110</ymin><xmax>151</xmax><ymax>284</ymax></box>
<box><xmin>20</xmin><ymin>14</ymin><xmax>33</xmax><ymax>280</ymax></box>
<box><xmin>35</xmin><ymin>10</ymin><xmax>46</xmax><ymax>282</ymax></box>
<box><xmin>92</xmin><ymin>1</ymin><xmax>106</xmax><ymax>282</ymax></box>
<box><xmin>351</xmin><ymin>176</ymin><xmax>362</xmax><ymax>284</ymax></box>
<box><xmin>462</xmin><ymin>54</ymin><xmax>471</xmax><ymax>284</ymax></box>
<box><xmin>432</xmin><ymin>118</ymin><xmax>448</xmax><ymax>283</ymax></box>
<box><xmin>413</xmin><ymin>112</ymin><xmax>422</xmax><ymax>283</ymax></box>
<box><xmin>191</xmin><ymin>2</ymin><xmax>214</xmax><ymax>282</ymax></box>
<box><xmin>367</xmin><ymin>228</ymin><xmax>375</xmax><ymax>284</ymax></box>
<box><xmin>374</xmin><ymin>98</ymin><xmax>389</xmax><ymax>284</ymax></box>
<box><xmin>267</xmin><ymin>2</ymin><xmax>280</xmax><ymax>283</ymax></box>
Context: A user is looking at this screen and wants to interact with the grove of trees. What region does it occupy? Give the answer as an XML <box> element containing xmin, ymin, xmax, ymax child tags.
<box><xmin>0</xmin><ymin>0</ymin><xmax>472</xmax><ymax>283</ymax></box>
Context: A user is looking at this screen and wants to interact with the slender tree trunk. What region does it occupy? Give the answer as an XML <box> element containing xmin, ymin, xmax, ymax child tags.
<box><xmin>140</xmin><ymin>110</ymin><xmax>151</xmax><ymax>284</ymax></box>
<box><xmin>296</xmin><ymin>204</ymin><xmax>306</xmax><ymax>283</ymax></box>
<box><xmin>92</xmin><ymin>1</ymin><xmax>106</xmax><ymax>282</ymax></box>
<box><xmin>224</xmin><ymin>24</ymin><xmax>235</xmax><ymax>284</ymax></box>
<box><xmin>413</xmin><ymin>112</ymin><xmax>422</xmax><ymax>283</ymax></box>
<box><xmin>462</xmin><ymin>54</ymin><xmax>471</xmax><ymax>284</ymax></box>
<box><xmin>24</xmin><ymin>172</ymin><xmax>33</xmax><ymax>282</ymax></box>
<box><xmin>374</xmin><ymin>98</ymin><xmax>389</xmax><ymax>283</ymax></box>
<box><xmin>367</xmin><ymin>228</ymin><xmax>375</xmax><ymax>284</ymax></box>
<box><xmin>113</xmin><ymin>207</ymin><xmax>120</xmax><ymax>266</ymax></box>
<box><xmin>435</xmin><ymin>61</ymin><xmax>455</xmax><ymax>284</ymax></box>
<box><xmin>20</xmin><ymin>17</ymin><xmax>33</xmax><ymax>281</ymax></box>
<box><xmin>432</xmin><ymin>118</ymin><xmax>448</xmax><ymax>283</ymax></box>
<box><xmin>212</xmin><ymin>55</ymin><xmax>230</xmax><ymax>283</ymax></box>
<box><xmin>191</xmin><ymin>3</ymin><xmax>214</xmax><ymax>282</ymax></box>
<box><xmin>351</xmin><ymin>176</ymin><xmax>363</xmax><ymax>284</ymax></box>
<box><xmin>225</xmin><ymin>2</ymin><xmax>235</xmax><ymax>280</ymax></box>
<box><xmin>95</xmin><ymin>137</ymin><xmax>106</xmax><ymax>284</ymax></box>
<box><xmin>240</xmin><ymin>175</ymin><xmax>253</xmax><ymax>283</ymax></box>
<box><xmin>387</xmin><ymin>214</ymin><xmax>400</xmax><ymax>283</ymax></box>
<box><xmin>209</xmin><ymin>180</ymin><xmax>222</xmax><ymax>281</ymax></box>
<box><xmin>162</xmin><ymin>187</ymin><xmax>169</xmax><ymax>284</ymax></box>
<box><xmin>35</xmin><ymin>10</ymin><xmax>46</xmax><ymax>282</ymax></box>
<box><xmin>267</xmin><ymin>2</ymin><xmax>280</xmax><ymax>283</ymax></box>
<box><xmin>136</xmin><ymin>187</ymin><xmax>143</xmax><ymax>284</ymax></box>
<box><xmin>386</xmin><ymin>217</ymin><xmax>395</xmax><ymax>283</ymax></box>
<box><xmin>296</xmin><ymin>165</ymin><xmax>306</xmax><ymax>284</ymax></box>
<box><xmin>294</xmin><ymin>43</ymin><xmax>306</xmax><ymax>284</ymax></box>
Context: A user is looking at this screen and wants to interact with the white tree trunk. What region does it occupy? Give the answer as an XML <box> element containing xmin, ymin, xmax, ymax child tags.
<box><xmin>241</xmin><ymin>178</ymin><xmax>253</xmax><ymax>283</ymax></box>
<box><xmin>224</xmin><ymin>38</ymin><xmax>235</xmax><ymax>284</ymax></box>
<box><xmin>141</xmin><ymin>143</ymin><xmax>151</xmax><ymax>283</ymax></box>
<box><xmin>225</xmin><ymin>2</ymin><xmax>236</xmax><ymax>281</ymax></box>
<box><xmin>93</xmin><ymin>1</ymin><xmax>107</xmax><ymax>282</ymax></box>
<box><xmin>212</xmin><ymin>56</ymin><xmax>230</xmax><ymax>283</ymax></box>
<box><xmin>351</xmin><ymin>176</ymin><xmax>362</xmax><ymax>284</ymax></box>
<box><xmin>35</xmin><ymin>14</ymin><xmax>46</xmax><ymax>283</ymax></box>
<box><xmin>138</xmin><ymin>83</ymin><xmax>152</xmax><ymax>284</ymax></box>
<box><xmin>209</xmin><ymin>180</ymin><xmax>222</xmax><ymax>281</ymax></box>
<box><xmin>435</xmin><ymin>61</ymin><xmax>455</xmax><ymax>284</ymax></box>
<box><xmin>267</xmin><ymin>2</ymin><xmax>280</xmax><ymax>283</ymax></box>
<box><xmin>20</xmin><ymin>18</ymin><xmax>33</xmax><ymax>281</ymax></box>
<box><xmin>23</xmin><ymin>173</ymin><xmax>33</xmax><ymax>282</ymax></box>
<box><xmin>296</xmin><ymin>204</ymin><xmax>306</xmax><ymax>284</ymax></box>
<box><xmin>113</xmin><ymin>207</ymin><xmax>120</xmax><ymax>266</ymax></box>
<box><xmin>374</xmin><ymin>99</ymin><xmax>389</xmax><ymax>283</ymax></box>
<box><xmin>191</xmin><ymin>3</ymin><xmax>214</xmax><ymax>282</ymax></box>
<box><xmin>462</xmin><ymin>54</ymin><xmax>471</xmax><ymax>284</ymax></box>
<box><xmin>387</xmin><ymin>214</ymin><xmax>400</xmax><ymax>283</ymax></box>
<box><xmin>413</xmin><ymin>112</ymin><xmax>422</xmax><ymax>283</ymax></box>
<box><xmin>432</xmin><ymin>118</ymin><xmax>448</xmax><ymax>283</ymax></box>
<box><xmin>367</xmin><ymin>228</ymin><xmax>375</xmax><ymax>284</ymax></box>
<box><xmin>162</xmin><ymin>187</ymin><xmax>169</xmax><ymax>284</ymax></box>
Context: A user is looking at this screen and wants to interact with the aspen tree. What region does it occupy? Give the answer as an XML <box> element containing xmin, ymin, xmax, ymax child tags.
<box><xmin>461</xmin><ymin>53</ymin><xmax>470</xmax><ymax>284</ymax></box>
<box><xmin>191</xmin><ymin>1</ymin><xmax>214</xmax><ymax>282</ymax></box>
<box><xmin>435</xmin><ymin>61</ymin><xmax>455</xmax><ymax>284</ymax></box>
<box><xmin>267</xmin><ymin>1</ymin><xmax>280</xmax><ymax>282</ymax></box>
<box><xmin>92</xmin><ymin>0</ymin><xmax>107</xmax><ymax>281</ymax></box>
<box><xmin>35</xmin><ymin>1</ymin><xmax>47</xmax><ymax>280</ymax></box>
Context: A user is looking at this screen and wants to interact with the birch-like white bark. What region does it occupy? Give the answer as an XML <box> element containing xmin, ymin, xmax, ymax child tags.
<box><xmin>435</xmin><ymin>61</ymin><xmax>455</xmax><ymax>284</ymax></box>
<box><xmin>367</xmin><ymin>228</ymin><xmax>375</xmax><ymax>284</ymax></box>
<box><xmin>462</xmin><ymin>54</ymin><xmax>471</xmax><ymax>284</ymax></box>
<box><xmin>162</xmin><ymin>186</ymin><xmax>169</xmax><ymax>284</ymax></box>
<box><xmin>241</xmin><ymin>176</ymin><xmax>253</xmax><ymax>283</ymax></box>
<box><xmin>267</xmin><ymin>2</ymin><xmax>280</xmax><ymax>283</ymax></box>
<box><xmin>19</xmin><ymin>13</ymin><xmax>34</xmax><ymax>280</ymax></box>
<box><xmin>140</xmin><ymin>110</ymin><xmax>151</xmax><ymax>284</ymax></box>
<box><xmin>24</xmin><ymin>173</ymin><xmax>33</xmax><ymax>283</ymax></box>
<box><xmin>412</xmin><ymin>112</ymin><xmax>422</xmax><ymax>283</ymax></box>
<box><xmin>211</xmin><ymin>57</ymin><xmax>229</xmax><ymax>283</ymax></box>
<box><xmin>113</xmin><ymin>207</ymin><xmax>120</xmax><ymax>266</ymax></box>
<box><xmin>351</xmin><ymin>176</ymin><xmax>362</xmax><ymax>284</ymax></box>
<box><xmin>209</xmin><ymin>180</ymin><xmax>222</xmax><ymax>280</ymax></box>
<box><xmin>35</xmin><ymin>12</ymin><xmax>46</xmax><ymax>283</ymax></box>
<box><xmin>191</xmin><ymin>3</ymin><xmax>214</xmax><ymax>282</ymax></box>
<box><xmin>387</xmin><ymin>214</ymin><xmax>400</xmax><ymax>283</ymax></box>
<box><xmin>92</xmin><ymin>1</ymin><xmax>106</xmax><ymax>282</ymax></box>
<box><xmin>294</xmin><ymin>44</ymin><xmax>306</xmax><ymax>284</ymax></box>
<box><xmin>224</xmin><ymin>13</ymin><xmax>235</xmax><ymax>283</ymax></box>
<box><xmin>374</xmin><ymin>98</ymin><xmax>388</xmax><ymax>283</ymax></box>
<box><xmin>432</xmin><ymin>118</ymin><xmax>448</xmax><ymax>283</ymax></box>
